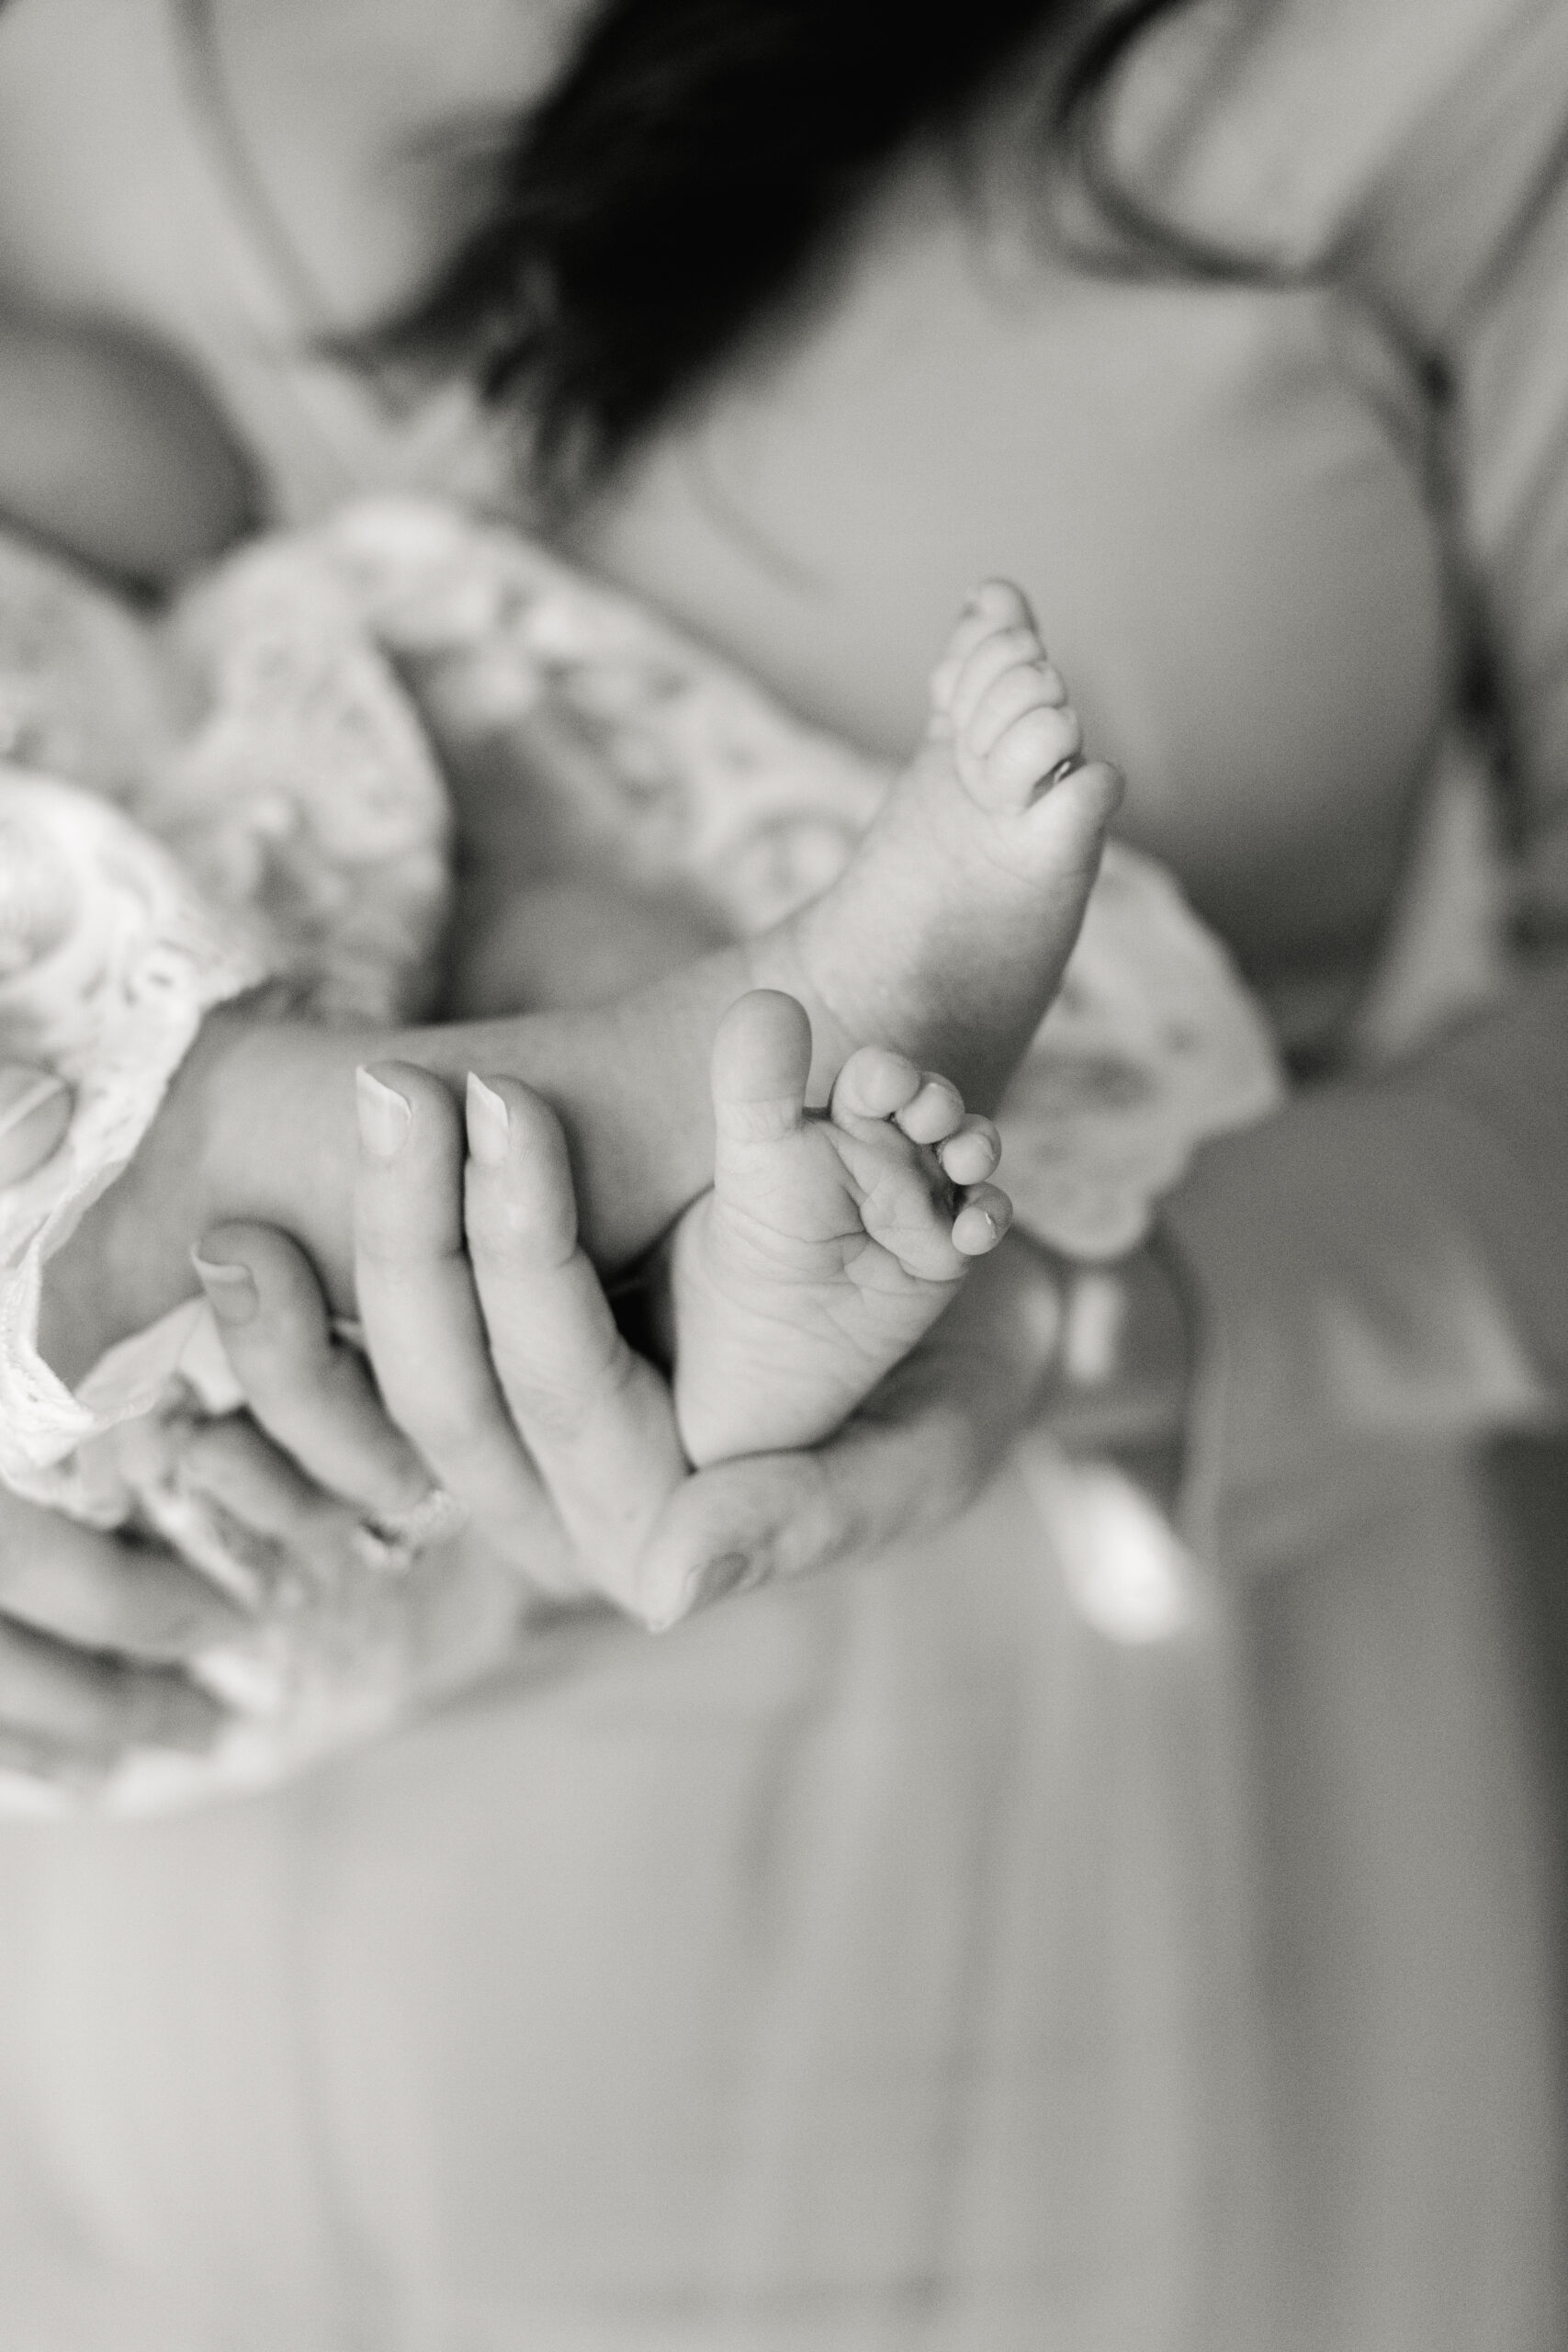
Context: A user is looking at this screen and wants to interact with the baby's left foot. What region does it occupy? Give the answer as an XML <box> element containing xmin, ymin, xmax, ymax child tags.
<box><xmin>671</xmin><ymin>989</ymin><xmax>1010</xmax><ymax>1467</ymax></box>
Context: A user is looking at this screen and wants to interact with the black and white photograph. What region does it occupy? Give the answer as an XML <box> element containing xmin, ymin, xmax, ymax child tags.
<box><xmin>0</xmin><ymin>1</ymin><xmax>1562</xmax><ymax>2343</ymax></box>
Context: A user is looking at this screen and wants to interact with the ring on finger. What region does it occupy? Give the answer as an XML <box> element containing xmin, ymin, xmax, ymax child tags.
<box><xmin>352</xmin><ymin>1482</ymin><xmax>466</xmax><ymax>1577</ymax></box>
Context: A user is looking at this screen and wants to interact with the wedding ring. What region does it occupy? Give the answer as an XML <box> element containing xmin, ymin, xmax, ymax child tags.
<box><xmin>352</xmin><ymin>1483</ymin><xmax>465</xmax><ymax>1577</ymax></box>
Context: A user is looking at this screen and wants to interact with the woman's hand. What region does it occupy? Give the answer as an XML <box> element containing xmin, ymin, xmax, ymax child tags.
<box><xmin>347</xmin><ymin>1059</ymin><xmax>689</xmax><ymax>1616</ymax></box>
<box><xmin>321</xmin><ymin>1058</ymin><xmax>1066</xmax><ymax>1628</ymax></box>
<box><xmin>0</xmin><ymin>1488</ymin><xmax>238</xmax><ymax>1788</ymax></box>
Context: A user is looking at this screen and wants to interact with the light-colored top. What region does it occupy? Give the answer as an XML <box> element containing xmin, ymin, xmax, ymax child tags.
<box><xmin>0</xmin><ymin>2</ymin><xmax>1562</xmax><ymax>2344</ymax></box>
<box><xmin>1</xmin><ymin>0</ymin><xmax>1563</xmax><ymax>1513</ymax></box>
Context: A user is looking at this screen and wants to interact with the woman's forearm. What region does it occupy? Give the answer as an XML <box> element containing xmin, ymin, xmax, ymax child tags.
<box><xmin>1161</xmin><ymin>956</ymin><xmax>1568</xmax><ymax>1539</ymax></box>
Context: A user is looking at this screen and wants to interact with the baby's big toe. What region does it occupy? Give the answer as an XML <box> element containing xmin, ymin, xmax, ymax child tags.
<box><xmin>711</xmin><ymin>989</ymin><xmax>814</xmax><ymax>1143</ymax></box>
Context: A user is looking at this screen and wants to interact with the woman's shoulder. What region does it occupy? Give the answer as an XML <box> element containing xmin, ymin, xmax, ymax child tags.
<box><xmin>1127</xmin><ymin>0</ymin><xmax>1568</xmax><ymax>313</ymax></box>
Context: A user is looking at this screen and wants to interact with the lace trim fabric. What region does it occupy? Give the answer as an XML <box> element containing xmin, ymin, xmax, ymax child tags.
<box><xmin>0</xmin><ymin>772</ymin><xmax>268</xmax><ymax>1493</ymax></box>
<box><xmin>0</xmin><ymin>497</ymin><xmax>1282</xmax><ymax>1804</ymax></box>
<box><xmin>0</xmin><ymin>520</ymin><xmax>451</xmax><ymax>1499</ymax></box>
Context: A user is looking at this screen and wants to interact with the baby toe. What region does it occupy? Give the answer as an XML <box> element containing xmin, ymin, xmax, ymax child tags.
<box><xmin>982</xmin><ymin>701</ymin><xmax>1084</xmax><ymax>807</ymax></box>
<box><xmin>938</xmin><ymin>579</ymin><xmax>1036</xmax><ymax>671</ymax></box>
<box><xmin>895</xmin><ymin>1074</ymin><xmax>966</xmax><ymax>1146</ymax></box>
<box><xmin>964</xmin><ymin>579</ymin><xmax>1035</xmax><ymax>632</ymax></box>
<box><xmin>950</xmin><ymin>625</ymin><xmax>1048</xmax><ymax>737</ymax></box>
<box><xmin>967</xmin><ymin>658</ymin><xmax>1068</xmax><ymax>760</ymax></box>
<box><xmin>710</xmin><ymin>990</ymin><xmax>813</xmax><ymax>1142</ymax></box>
<box><xmin>938</xmin><ymin>1115</ymin><xmax>1000</xmax><ymax>1185</ymax></box>
<box><xmin>951</xmin><ymin>1182</ymin><xmax>1013</xmax><ymax>1257</ymax></box>
<box><xmin>831</xmin><ymin>1043</ymin><xmax>923</xmax><ymax>1124</ymax></box>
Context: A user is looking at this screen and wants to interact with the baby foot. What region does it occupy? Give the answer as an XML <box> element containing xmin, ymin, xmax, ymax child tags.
<box><xmin>671</xmin><ymin>989</ymin><xmax>1010</xmax><ymax>1467</ymax></box>
<box><xmin>755</xmin><ymin>582</ymin><xmax>1121</xmax><ymax>1112</ymax></box>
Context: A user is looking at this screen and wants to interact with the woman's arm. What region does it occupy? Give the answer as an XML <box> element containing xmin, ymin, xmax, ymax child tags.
<box><xmin>1155</xmin><ymin>49</ymin><xmax>1568</xmax><ymax>1556</ymax></box>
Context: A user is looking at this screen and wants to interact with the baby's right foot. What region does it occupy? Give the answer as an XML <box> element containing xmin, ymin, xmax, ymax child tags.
<box><xmin>753</xmin><ymin>582</ymin><xmax>1121</xmax><ymax>1111</ymax></box>
<box><xmin>671</xmin><ymin>989</ymin><xmax>1010</xmax><ymax>1468</ymax></box>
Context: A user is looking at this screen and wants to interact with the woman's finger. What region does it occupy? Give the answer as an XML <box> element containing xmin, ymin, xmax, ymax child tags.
<box><xmin>352</xmin><ymin>1060</ymin><xmax>571</xmax><ymax>1582</ymax></box>
<box><xmin>195</xmin><ymin>1220</ymin><xmax>432</xmax><ymax>1519</ymax></box>
<box><xmin>463</xmin><ymin>1074</ymin><xmax>688</xmax><ymax>1613</ymax></box>
<box><xmin>0</xmin><ymin>1613</ymin><xmax>221</xmax><ymax>1766</ymax></box>
<box><xmin>0</xmin><ymin>1063</ymin><xmax>73</xmax><ymax>1184</ymax></box>
<box><xmin>0</xmin><ymin>1483</ymin><xmax>248</xmax><ymax>1663</ymax></box>
<box><xmin>174</xmin><ymin>1412</ymin><xmax>347</xmax><ymax>1545</ymax></box>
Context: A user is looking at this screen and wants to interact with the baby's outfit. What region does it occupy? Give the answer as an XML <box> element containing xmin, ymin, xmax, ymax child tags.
<box><xmin>0</xmin><ymin>499</ymin><xmax>1281</xmax><ymax>1802</ymax></box>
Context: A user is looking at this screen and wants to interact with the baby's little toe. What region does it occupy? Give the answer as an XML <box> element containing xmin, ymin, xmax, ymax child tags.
<box><xmin>963</xmin><ymin>579</ymin><xmax>1035</xmax><ymax>636</ymax></box>
<box><xmin>937</xmin><ymin>1116</ymin><xmax>1000</xmax><ymax>1186</ymax></box>
<box><xmin>895</xmin><ymin>1074</ymin><xmax>965</xmax><ymax>1147</ymax></box>
<box><xmin>951</xmin><ymin>1183</ymin><xmax>1013</xmax><ymax>1257</ymax></box>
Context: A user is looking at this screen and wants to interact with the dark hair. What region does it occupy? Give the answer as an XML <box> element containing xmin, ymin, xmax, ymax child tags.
<box><xmin>379</xmin><ymin>0</ymin><xmax>1201</xmax><ymax>503</ymax></box>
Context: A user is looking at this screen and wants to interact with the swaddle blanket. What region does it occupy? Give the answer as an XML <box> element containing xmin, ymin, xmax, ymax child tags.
<box><xmin>0</xmin><ymin>498</ymin><xmax>1281</xmax><ymax>1802</ymax></box>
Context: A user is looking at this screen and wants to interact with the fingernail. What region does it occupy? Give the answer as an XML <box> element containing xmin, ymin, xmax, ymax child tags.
<box><xmin>466</xmin><ymin>1071</ymin><xmax>510</xmax><ymax>1168</ymax></box>
<box><xmin>0</xmin><ymin>1070</ymin><xmax>68</xmax><ymax>1145</ymax></box>
<box><xmin>355</xmin><ymin>1066</ymin><xmax>412</xmax><ymax>1160</ymax></box>
<box><xmin>190</xmin><ymin>1248</ymin><xmax>258</xmax><ymax>1326</ymax></box>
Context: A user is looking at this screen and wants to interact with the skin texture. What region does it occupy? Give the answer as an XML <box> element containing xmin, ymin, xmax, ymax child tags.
<box><xmin>671</xmin><ymin>992</ymin><xmax>1009</xmax><ymax>1466</ymax></box>
<box><xmin>236</xmin><ymin>1060</ymin><xmax>1068</xmax><ymax>1634</ymax></box>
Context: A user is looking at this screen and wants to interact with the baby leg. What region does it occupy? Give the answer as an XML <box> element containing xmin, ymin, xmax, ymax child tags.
<box><xmin>49</xmin><ymin>585</ymin><xmax>1110</xmax><ymax>1371</ymax></box>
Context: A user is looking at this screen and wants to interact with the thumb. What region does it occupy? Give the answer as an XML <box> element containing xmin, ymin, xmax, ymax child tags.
<box><xmin>0</xmin><ymin>1064</ymin><xmax>72</xmax><ymax>1185</ymax></box>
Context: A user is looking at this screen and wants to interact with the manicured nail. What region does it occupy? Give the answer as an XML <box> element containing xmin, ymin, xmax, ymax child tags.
<box><xmin>190</xmin><ymin>1248</ymin><xmax>258</xmax><ymax>1326</ymax></box>
<box><xmin>466</xmin><ymin>1071</ymin><xmax>510</xmax><ymax>1168</ymax></box>
<box><xmin>0</xmin><ymin>1070</ymin><xmax>68</xmax><ymax>1144</ymax></box>
<box><xmin>355</xmin><ymin>1066</ymin><xmax>412</xmax><ymax>1160</ymax></box>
